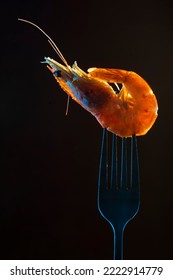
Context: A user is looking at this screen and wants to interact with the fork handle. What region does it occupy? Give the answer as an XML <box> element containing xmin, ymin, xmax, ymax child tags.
<box><xmin>113</xmin><ymin>227</ymin><xmax>124</xmax><ymax>260</ymax></box>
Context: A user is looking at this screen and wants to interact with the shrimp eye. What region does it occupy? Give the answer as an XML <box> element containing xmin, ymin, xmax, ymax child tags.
<box><xmin>54</xmin><ymin>70</ymin><xmax>61</xmax><ymax>77</ymax></box>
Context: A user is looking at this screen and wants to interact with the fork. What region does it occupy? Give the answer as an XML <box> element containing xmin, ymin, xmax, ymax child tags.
<box><xmin>98</xmin><ymin>128</ymin><xmax>140</xmax><ymax>260</ymax></box>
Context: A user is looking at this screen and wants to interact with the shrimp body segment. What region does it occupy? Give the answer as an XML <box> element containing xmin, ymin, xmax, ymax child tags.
<box><xmin>44</xmin><ymin>57</ymin><xmax>158</xmax><ymax>137</ymax></box>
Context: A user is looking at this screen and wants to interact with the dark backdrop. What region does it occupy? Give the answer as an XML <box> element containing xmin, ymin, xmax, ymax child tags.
<box><xmin>1</xmin><ymin>0</ymin><xmax>173</xmax><ymax>259</ymax></box>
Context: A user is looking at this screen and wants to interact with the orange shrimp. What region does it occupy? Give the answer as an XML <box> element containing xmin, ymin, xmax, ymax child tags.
<box><xmin>18</xmin><ymin>19</ymin><xmax>158</xmax><ymax>138</ymax></box>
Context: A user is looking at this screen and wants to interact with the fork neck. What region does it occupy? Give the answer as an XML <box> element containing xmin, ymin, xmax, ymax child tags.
<box><xmin>113</xmin><ymin>227</ymin><xmax>124</xmax><ymax>260</ymax></box>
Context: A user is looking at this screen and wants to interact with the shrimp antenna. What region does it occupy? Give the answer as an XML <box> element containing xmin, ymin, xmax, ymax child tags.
<box><xmin>18</xmin><ymin>18</ymin><xmax>70</xmax><ymax>70</ymax></box>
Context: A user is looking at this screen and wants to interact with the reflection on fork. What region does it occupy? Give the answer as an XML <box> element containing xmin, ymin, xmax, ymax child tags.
<box><xmin>98</xmin><ymin>129</ymin><xmax>140</xmax><ymax>260</ymax></box>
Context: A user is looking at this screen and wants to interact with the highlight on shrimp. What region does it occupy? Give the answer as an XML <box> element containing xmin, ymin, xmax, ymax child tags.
<box><xmin>18</xmin><ymin>18</ymin><xmax>158</xmax><ymax>138</ymax></box>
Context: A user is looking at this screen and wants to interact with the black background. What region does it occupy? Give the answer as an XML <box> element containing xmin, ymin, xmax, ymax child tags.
<box><xmin>1</xmin><ymin>0</ymin><xmax>173</xmax><ymax>260</ymax></box>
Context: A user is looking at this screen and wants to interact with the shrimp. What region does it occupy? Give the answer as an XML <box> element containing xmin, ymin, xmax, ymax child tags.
<box><xmin>18</xmin><ymin>18</ymin><xmax>158</xmax><ymax>138</ymax></box>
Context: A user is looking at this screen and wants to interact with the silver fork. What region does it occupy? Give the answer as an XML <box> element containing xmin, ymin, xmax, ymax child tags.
<box><xmin>98</xmin><ymin>128</ymin><xmax>140</xmax><ymax>260</ymax></box>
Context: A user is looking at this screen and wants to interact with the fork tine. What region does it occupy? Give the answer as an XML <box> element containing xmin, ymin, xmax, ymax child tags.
<box><xmin>130</xmin><ymin>135</ymin><xmax>140</xmax><ymax>191</ymax></box>
<box><xmin>110</xmin><ymin>133</ymin><xmax>118</xmax><ymax>189</ymax></box>
<box><xmin>120</xmin><ymin>138</ymin><xmax>128</xmax><ymax>189</ymax></box>
<box><xmin>98</xmin><ymin>128</ymin><xmax>109</xmax><ymax>190</ymax></box>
